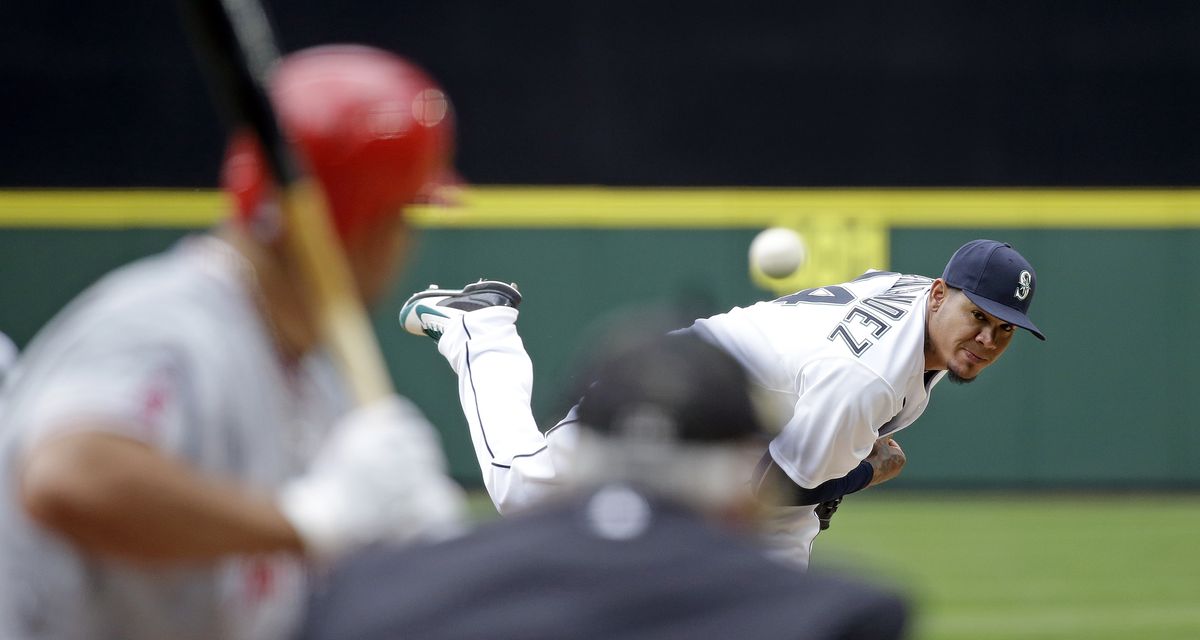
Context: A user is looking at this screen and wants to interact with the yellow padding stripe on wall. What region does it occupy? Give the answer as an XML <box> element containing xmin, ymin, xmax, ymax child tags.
<box><xmin>0</xmin><ymin>191</ymin><xmax>226</xmax><ymax>227</ymax></box>
<box><xmin>0</xmin><ymin>188</ymin><xmax>1198</xmax><ymax>229</ymax></box>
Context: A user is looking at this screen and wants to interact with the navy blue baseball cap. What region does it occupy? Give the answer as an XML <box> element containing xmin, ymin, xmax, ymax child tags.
<box><xmin>942</xmin><ymin>240</ymin><xmax>1045</xmax><ymax>340</ymax></box>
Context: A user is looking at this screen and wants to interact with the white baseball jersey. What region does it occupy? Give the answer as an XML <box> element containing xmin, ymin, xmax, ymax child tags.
<box><xmin>693</xmin><ymin>270</ymin><xmax>945</xmax><ymax>489</ymax></box>
<box><xmin>434</xmin><ymin>270</ymin><xmax>944</xmax><ymax>568</ymax></box>
<box><xmin>0</xmin><ymin>236</ymin><xmax>349</xmax><ymax>640</ymax></box>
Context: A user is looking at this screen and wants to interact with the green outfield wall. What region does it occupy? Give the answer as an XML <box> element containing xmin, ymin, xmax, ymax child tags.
<box><xmin>2</xmin><ymin>189</ymin><xmax>1197</xmax><ymax>488</ymax></box>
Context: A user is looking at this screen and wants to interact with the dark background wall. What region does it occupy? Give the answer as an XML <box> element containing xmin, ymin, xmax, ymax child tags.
<box><xmin>2</xmin><ymin>1</ymin><xmax>1198</xmax><ymax>188</ymax></box>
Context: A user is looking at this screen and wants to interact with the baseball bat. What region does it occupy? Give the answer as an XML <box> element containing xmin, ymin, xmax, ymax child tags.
<box><xmin>179</xmin><ymin>0</ymin><xmax>393</xmax><ymax>405</ymax></box>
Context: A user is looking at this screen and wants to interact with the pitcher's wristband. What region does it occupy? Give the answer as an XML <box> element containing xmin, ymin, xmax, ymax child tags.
<box><xmin>759</xmin><ymin>459</ymin><xmax>873</xmax><ymax>506</ymax></box>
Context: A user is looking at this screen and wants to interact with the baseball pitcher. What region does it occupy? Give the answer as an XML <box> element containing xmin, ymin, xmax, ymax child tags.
<box><xmin>400</xmin><ymin>239</ymin><xmax>1045</xmax><ymax>568</ymax></box>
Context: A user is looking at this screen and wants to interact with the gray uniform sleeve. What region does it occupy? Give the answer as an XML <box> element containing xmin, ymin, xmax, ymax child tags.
<box><xmin>11</xmin><ymin>336</ymin><xmax>196</xmax><ymax>457</ymax></box>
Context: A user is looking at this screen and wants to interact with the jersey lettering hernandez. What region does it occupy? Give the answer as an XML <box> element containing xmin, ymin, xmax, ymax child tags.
<box><xmin>689</xmin><ymin>271</ymin><xmax>945</xmax><ymax>489</ymax></box>
<box><xmin>0</xmin><ymin>237</ymin><xmax>349</xmax><ymax>640</ymax></box>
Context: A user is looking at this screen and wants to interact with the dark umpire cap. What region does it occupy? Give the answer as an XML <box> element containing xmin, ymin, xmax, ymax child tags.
<box><xmin>572</xmin><ymin>329</ymin><xmax>766</xmax><ymax>443</ymax></box>
<box><xmin>943</xmin><ymin>239</ymin><xmax>1045</xmax><ymax>340</ymax></box>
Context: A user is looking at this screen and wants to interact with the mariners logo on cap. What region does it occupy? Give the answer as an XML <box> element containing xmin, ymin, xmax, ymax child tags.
<box><xmin>1015</xmin><ymin>270</ymin><xmax>1032</xmax><ymax>301</ymax></box>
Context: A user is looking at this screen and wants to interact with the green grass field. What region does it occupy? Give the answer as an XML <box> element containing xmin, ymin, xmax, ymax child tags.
<box><xmin>811</xmin><ymin>492</ymin><xmax>1200</xmax><ymax>640</ymax></box>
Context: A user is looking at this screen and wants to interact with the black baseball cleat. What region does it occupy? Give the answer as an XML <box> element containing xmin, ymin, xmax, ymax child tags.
<box><xmin>399</xmin><ymin>280</ymin><xmax>522</xmax><ymax>342</ymax></box>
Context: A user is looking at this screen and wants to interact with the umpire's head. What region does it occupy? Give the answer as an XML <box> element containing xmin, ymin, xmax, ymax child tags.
<box><xmin>563</xmin><ymin>317</ymin><xmax>769</xmax><ymax>515</ymax></box>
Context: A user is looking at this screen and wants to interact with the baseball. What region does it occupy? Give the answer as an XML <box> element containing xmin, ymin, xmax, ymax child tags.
<box><xmin>749</xmin><ymin>227</ymin><xmax>807</xmax><ymax>278</ymax></box>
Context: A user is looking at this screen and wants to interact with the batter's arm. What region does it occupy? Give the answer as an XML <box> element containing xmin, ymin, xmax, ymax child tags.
<box><xmin>23</xmin><ymin>399</ymin><xmax>467</xmax><ymax>564</ymax></box>
<box><xmin>21</xmin><ymin>429</ymin><xmax>304</xmax><ymax>562</ymax></box>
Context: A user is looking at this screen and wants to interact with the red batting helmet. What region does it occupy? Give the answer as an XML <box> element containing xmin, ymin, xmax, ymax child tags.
<box><xmin>222</xmin><ymin>45</ymin><xmax>454</xmax><ymax>240</ymax></box>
